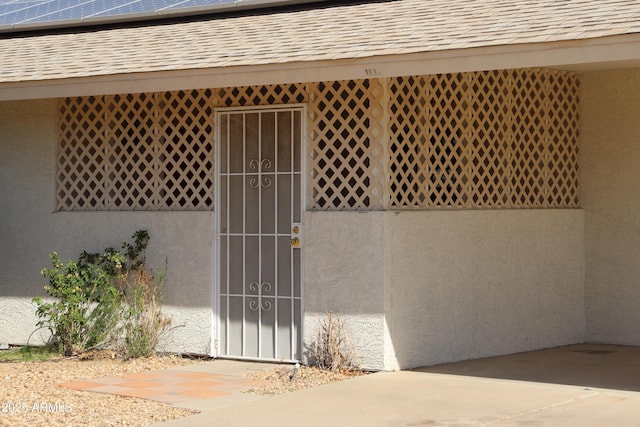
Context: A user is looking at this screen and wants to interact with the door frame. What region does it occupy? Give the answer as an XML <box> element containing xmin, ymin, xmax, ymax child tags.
<box><xmin>213</xmin><ymin>103</ymin><xmax>307</xmax><ymax>361</ymax></box>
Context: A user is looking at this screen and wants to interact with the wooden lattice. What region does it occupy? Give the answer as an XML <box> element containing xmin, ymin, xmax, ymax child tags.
<box><xmin>157</xmin><ymin>89</ymin><xmax>215</xmax><ymax>209</ymax></box>
<box><xmin>216</xmin><ymin>84</ymin><xmax>307</xmax><ymax>107</ymax></box>
<box><xmin>57</xmin><ymin>70</ymin><xmax>578</xmax><ymax>212</ymax></box>
<box><xmin>106</xmin><ymin>93</ymin><xmax>157</xmax><ymax>209</ymax></box>
<box><xmin>388</xmin><ymin>69</ymin><xmax>580</xmax><ymax>208</ymax></box>
<box><xmin>57</xmin><ymin>91</ymin><xmax>215</xmax><ymax>210</ymax></box>
<box><xmin>57</xmin><ymin>96</ymin><xmax>108</xmax><ymax>209</ymax></box>
<box><xmin>308</xmin><ymin>79</ymin><xmax>385</xmax><ymax>210</ymax></box>
<box><xmin>56</xmin><ymin>84</ymin><xmax>313</xmax><ymax>211</ymax></box>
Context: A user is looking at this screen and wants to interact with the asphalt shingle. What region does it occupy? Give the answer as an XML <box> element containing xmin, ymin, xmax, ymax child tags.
<box><xmin>1</xmin><ymin>0</ymin><xmax>640</xmax><ymax>83</ymax></box>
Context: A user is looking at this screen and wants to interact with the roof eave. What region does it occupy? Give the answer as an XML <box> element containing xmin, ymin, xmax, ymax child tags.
<box><xmin>2</xmin><ymin>33</ymin><xmax>640</xmax><ymax>101</ymax></box>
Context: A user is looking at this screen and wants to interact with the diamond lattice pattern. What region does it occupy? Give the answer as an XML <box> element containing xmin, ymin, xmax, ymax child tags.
<box><xmin>57</xmin><ymin>96</ymin><xmax>108</xmax><ymax>209</ymax></box>
<box><xmin>58</xmin><ymin>91</ymin><xmax>215</xmax><ymax>210</ymax></box>
<box><xmin>216</xmin><ymin>83</ymin><xmax>307</xmax><ymax>107</ymax></box>
<box><xmin>57</xmin><ymin>71</ymin><xmax>578</xmax><ymax>211</ymax></box>
<box><xmin>308</xmin><ymin>79</ymin><xmax>385</xmax><ymax>210</ymax></box>
<box><xmin>388</xmin><ymin>69</ymin><xmax>579</xmax><ymax>208</ymax></box>
<box><xmin>57</xmin><ymin>81</ymin><xmax>385</xmax><ymax>211</ymax></box>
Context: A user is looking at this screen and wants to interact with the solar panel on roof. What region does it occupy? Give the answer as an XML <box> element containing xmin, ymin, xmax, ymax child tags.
<box><xmin>162</xmin><ymin>0</ymin><xmax>229</xmax><ymax>11</ymax></box>
<box><xmin>89</xmin><ymin>0</ymin><xmax>226</xmax><ymax>18</ymax></box>
<box><xmin>0</xmin><ymin>0</ymin><xmax>325</xmax><ymax>33</ymax></box>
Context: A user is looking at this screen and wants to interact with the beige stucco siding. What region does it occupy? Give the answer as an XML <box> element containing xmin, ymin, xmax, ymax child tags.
<box><xmin>304</xmin><ymin>212</ymin><xmax>385</xmax><ymax>314</ymax></box>
<box><xmin>301</xmin><ymin>209</ymin><xmax>585</xmax><ymax>370</ymax></box>
<box><xmin>303</xmin><ymin>212</ymin><xmax>388</xmax><ymax>370</ymax></box>
<box><xmin>386</xmin><ymin>210</ymin><xmax>585</xmax><ymax>368</ymax></box>
<box><xmin>0</xmin><ymin>99</ymin><xmax>58</xmax><ymax>346</ymax></box>
<box><xmin>0</xmin><ymin>99</ymin><xmax>59</xmax><ymax>306</ymax></box>
<box><xmin>0</xmin><ymin>99</ymin><xmax>214</xmax><ymax>353</ymax></box>
<box><xmin>581</xmin><ymin>68</ymin><xmax>640</xmax><ymax>344</ymax></box>
<box><xmin>0</xmin><ymin>71</ymin><xmax>591</xmax><ymax>369</ymax></box>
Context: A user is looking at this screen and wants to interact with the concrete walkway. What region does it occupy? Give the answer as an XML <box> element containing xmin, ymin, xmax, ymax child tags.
<box><xmin>153</xmin><ymin>344</ymin><xmax>640</xmax><ymax>426</ymax></box>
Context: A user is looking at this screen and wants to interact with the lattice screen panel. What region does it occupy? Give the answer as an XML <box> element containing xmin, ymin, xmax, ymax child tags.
<box><xmin>388</xmin><ymin>69</ymin><xmax>580</xmax><ymax>208</ymax></box>
<box><xmin>308</xmin><ymin>79</ymin><xmax>385</xmax><ymax>210</ymax></box>
<box><xmin>218</xmin><ymin>80</ymin><xmax>386</xmax><ymax>210</ymax></box>
<box><xmin>58</xmin><ymin>70</ymin><xmax>578</xmax><ymax>212</ymax></box>
<box><xmin>157</xmin><ymin>90</ymin><xmax>215</xmax><ymax>209</ymax></box>
<box><xmin>216</xmin><ymin>83</ymin><xmax>307</xmax><ymax>107</ymax></box>
<box><xmin>57</xmin><ymin>96</ymin><xmax>108</xmax><ymax>210</ymax></box>
<box><xmin>106</xmin><ymin>93</ymin><xmax>157</xmax><ymax>209</ymax></box>
<box><xmin>57</xmin><ymin>91</ymin><xmax>215</xmax><ymax>211</ymax></box>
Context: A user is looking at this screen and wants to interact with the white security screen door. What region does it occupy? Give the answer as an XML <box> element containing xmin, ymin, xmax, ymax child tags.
<box><xmin>216</xmin><ymin>106</ymin><xmax>303</xmax><ymax>361</ymax></box>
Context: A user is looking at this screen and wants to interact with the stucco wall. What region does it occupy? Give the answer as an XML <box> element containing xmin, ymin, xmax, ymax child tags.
<box><xmin>387</xmin><ymin>210</ymin><xmax>585</xmax><ymax>368</ymax></box>
<box><xmin>303</xmin><ymin>211</ymin><xmax>388</xmax><ymax>370</ymax></box>
<box><xmin>582</xmin><ymin>68</ymin><xmax>640</xmax><ymax>344</ymax></box>
<box><xmin>302</xmin><ymin>209</ymin><xmax>584</xmax><ymax>370</ymax></box>
<box><xmin>0</xmin><ymin>99</ymin><xmax>214</xmax><ymax>354</ymax></box>
<box><xmin>0</xmin><ymin>95</ymin><xmax>591</xmax><ymax>368</ymax></box>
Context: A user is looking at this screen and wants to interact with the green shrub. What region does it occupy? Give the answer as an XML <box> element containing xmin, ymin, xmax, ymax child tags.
<box><xmin>34</xmin><ymin>251</ymin><xmax>123</xmax><ymax>356</ymax></box>
<box><xmin>33</xmin><ymin>230</ymin><xmax>171</xmax><ymax>358</ymax></box>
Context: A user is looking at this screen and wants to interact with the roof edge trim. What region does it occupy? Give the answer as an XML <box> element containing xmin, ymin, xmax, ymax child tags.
<box><xmin>2</xmin><ymin>34</ymin><xmax>640</xmax><ymax>101</ymax></box>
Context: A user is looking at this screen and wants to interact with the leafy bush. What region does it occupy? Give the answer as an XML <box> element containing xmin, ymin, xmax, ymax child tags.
<box><xmin>33</xmin><ymin>230</ymin><xmax>171</xmax><ymax>358</ymax></box>
<box><xmin>34</xmin><ymin>251</ymin><xmax>123</xmax><ymax>356</ymax></box>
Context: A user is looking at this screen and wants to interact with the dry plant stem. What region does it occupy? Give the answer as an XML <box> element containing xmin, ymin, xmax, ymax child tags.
<box><xmin>120</xmin><ymin>264</ymin><xmax>172</xmax><ymax>359</ymax></box>
<box><xmin>310</xmin><ymin>311</ymin><xmax>359</xmax><ymax>372</ymax></box>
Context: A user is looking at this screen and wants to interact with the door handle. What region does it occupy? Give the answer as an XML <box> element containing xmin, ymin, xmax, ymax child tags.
<box><xmin>290</xmin><ymin>223</ymin><xmax>303</xmax><ymax>248</ymax></box>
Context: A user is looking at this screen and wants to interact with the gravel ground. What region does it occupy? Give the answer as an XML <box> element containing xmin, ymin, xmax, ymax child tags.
<box><xmin>0</xmin><ymin>351</ymin><xmax>364</xmax><ymax>427</ymax></box>
<box><xmin>0</xmin><ymin>353</ymin><xmax>196</xmax><ymax>427</ymax></box>
<box><xmin>245</xmin><ymin>365</ymin><xmax>365</xmax><ymax>395</ymax></box>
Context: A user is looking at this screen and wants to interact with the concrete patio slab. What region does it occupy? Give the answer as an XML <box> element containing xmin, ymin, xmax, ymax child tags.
<box><xmin>417</xmin><ymin>343</ymin><xmax>640</xmax><ymax>392</ymax></box>
<box><xmin>153</xmin><ymin>344</ymin><xmax>640</xmax><ymax>427</ymax></box>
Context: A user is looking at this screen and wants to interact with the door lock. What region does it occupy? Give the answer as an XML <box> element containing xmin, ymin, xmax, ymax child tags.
<box><xmin>290</xmin><ymin>223</ymin><xmax>303</xmax><ymax>248</ymax></box>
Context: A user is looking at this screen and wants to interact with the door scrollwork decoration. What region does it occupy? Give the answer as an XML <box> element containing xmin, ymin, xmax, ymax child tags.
<box><xmin>248</xmin><ymin>281</ymin><xmax>273</xmax><ymax>311</ymax></box>
<box><xmin>249</xmin><ymin>158</ymin><xmax>272</xmax><ymax>189</ymax></box>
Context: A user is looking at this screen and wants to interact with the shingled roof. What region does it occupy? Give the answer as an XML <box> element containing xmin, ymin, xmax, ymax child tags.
<box><xmin>1</xmin><ymin>0</ymin><xmax>640</xmax><ymax>85</ymax></box>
